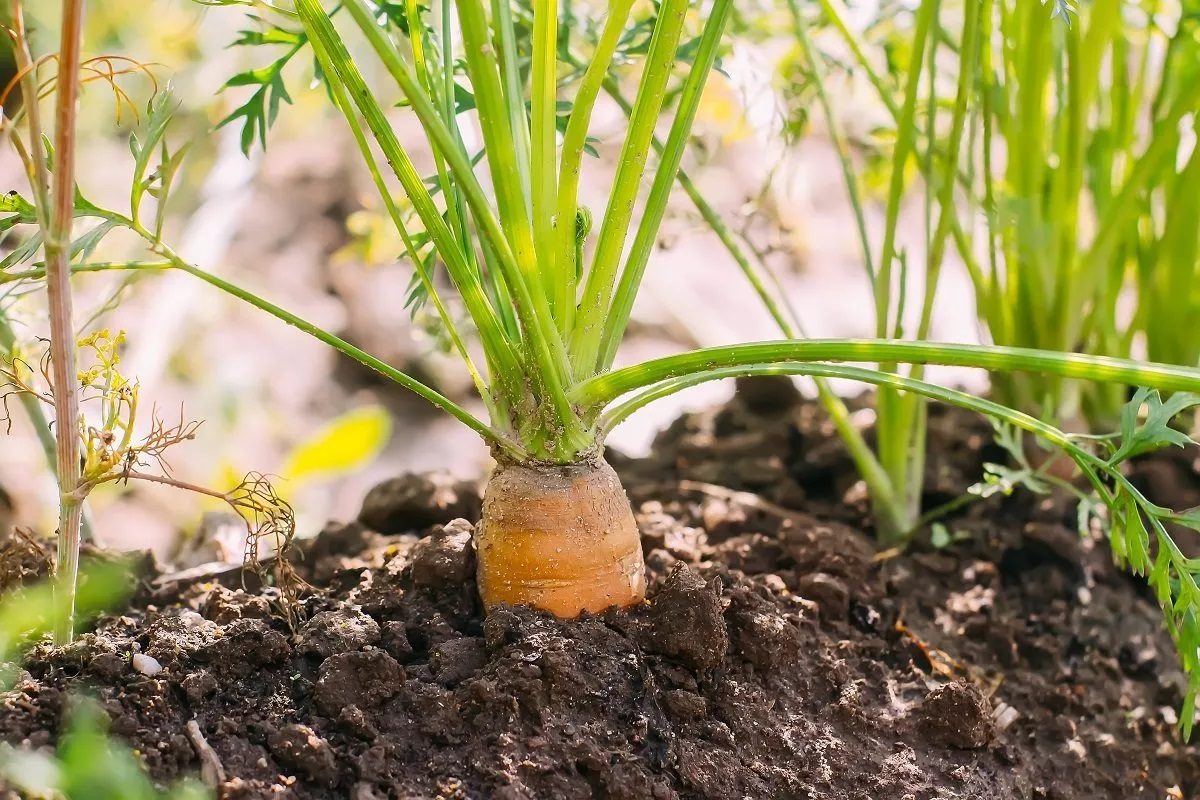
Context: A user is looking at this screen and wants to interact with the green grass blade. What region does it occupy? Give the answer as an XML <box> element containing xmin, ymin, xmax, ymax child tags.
<box><xmin>405</xmin><ymin>0</ymin><xmax>472</xmax><ymax>268</ymax></box>
<box><xmin>788</xmin><ymin>0</ymin><xmax>874</xmax><ymax>284</ymax></box>
<box><xmin>313</xmin><ymin>21</ymin><xmax>499</xmax><ymax>420</ymax></box>
<box><xmin>164</xmin><ymin>260</ymin><xmax>505</xmax><ymax>445</ymax></box>
<box><xmin>874</xmin><ymin>0</ymin><xmax>938</xmax><ymax>339</ymax></box>
<box><xmin>814</xmin><ymin>0</ymin><xmax>989</xmax><ymax>309</ymax></box>
<box><xmin>433</xmin><ymin>0</ymin><xmax>504</xmax><ymax>340</ymax></box>
<box><xmin>915</xmin><ymin>0</ymin><xmax>981</xmax><ymax>342</ymax></box>
<box><xmin>333</xmin><ymin>0</ymin><xmax>585</xmax><ymax>455</ymax></box>
<box><xmin>596</xmin><ymin>0</ymin><xmax>733</xmax><ymax>372</ymax></box>
<box><xmin>454</xmin><ymin>0</ymin><xmax>540</xmax><ymax>292</ymax></box>
<box><xmin>530</xmin><ymin>0</ymin><xmax>561</xmax><ymax>316</ymax></box>
<box><xmin>492</xmin><ymin>0</ymin><xmax>533</xmax><ymax>217</ymax></box>
<box><xmin>595</xmin><ymin>364</ymin><xmax>1082</xmax><ymax>456</ymax></box>
<box><xmin>554</xmin><ymin>0</ymin><xmax>636</xmax><ymax>336</ymax></box>
<box><xmin>579</xmin><ymin>65</ymin><xmax>910</xmax><ymax>535</ymax></box>
<box><xmin>297</xmin><ymin>0</ymin><xmax>524</xmax><ymax>387</ymax></box>
<box><xmin>19</xmin><ymin>249</ymin><xmax>518</xmax><ymax>455</ymax></box>
<box><xmin>569</xmin><ymin>0</ymin><xmax>688</xmax><ymax>378</ymax></box>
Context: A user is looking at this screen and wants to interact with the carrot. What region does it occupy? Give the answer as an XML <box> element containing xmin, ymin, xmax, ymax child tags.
<box><xmin>476</xmin><ymin>457</ymin><xmax>645</xmax><ymax>617</ymax></box>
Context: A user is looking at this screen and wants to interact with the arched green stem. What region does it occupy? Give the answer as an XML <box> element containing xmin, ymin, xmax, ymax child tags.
<box><xmin>593</xmin><ymin>363</ymin><xmax>1159</xmax><ymax>532</ymax></box>
<box><xmin>575</xmin><ymin>340</ymin><xmax>1200</xmax><ymax>410</ymax></box>
<box><xmin>593</xmin><ymin>360</ymin><xmax>1184</xmax><ymax>534</ymax></box>
<box><xmin>4</xmin><ymin>254</ymin><xmax>522</xmax><ymax>459</ymax></box>
<box><xmin>597</xmin><ymin>363</ymin><xmax>1083</xmax><ymax>452</ymax></box>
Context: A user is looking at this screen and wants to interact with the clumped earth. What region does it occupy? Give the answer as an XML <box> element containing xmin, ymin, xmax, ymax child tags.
<box><xmin>2</xmin><ymin>381</ymin><xmax>1198</xmax><ymax>799</ymax></box>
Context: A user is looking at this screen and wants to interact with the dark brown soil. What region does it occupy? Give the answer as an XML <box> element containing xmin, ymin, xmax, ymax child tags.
<box><xmin>3</xmin><ymin>381</ymin><xmax>1198</xmax><ymax>799</ymax></box>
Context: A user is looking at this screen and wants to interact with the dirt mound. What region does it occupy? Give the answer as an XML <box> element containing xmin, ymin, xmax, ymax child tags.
<box><xmin>2</xmin><ymin>388</ymin><xmax>1196</xmax><ymax>799</ymax></box>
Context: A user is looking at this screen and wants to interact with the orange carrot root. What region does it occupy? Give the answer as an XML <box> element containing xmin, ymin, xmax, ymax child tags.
<box><xmin>475</xmin><ymin>457</ymin><xmax>646</xmax><ymax>617</ymax></box>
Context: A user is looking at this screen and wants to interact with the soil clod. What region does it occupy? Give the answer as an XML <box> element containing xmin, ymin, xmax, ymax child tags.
<box><xmin>267</xmin><ymin>724</ymin><xmax>338</xmax><ymax>788</ymax></box>
<box><xmin>313</xmin><ymin>649</ymin><xmax>403</xmax><ymax>716</ymax></box>
<box><xmin>297</xmin><ymin>608</ymin><xmax>380</xmax><ymax>659</ymax></box>
<box><xmin>916</xmin><ymin>680</ymin><xmax>995</xmax><ymax>749</ymax></box>
<box><xmin>429</xmin><ymin>636</ymin><xmax>487</xmax><ymax>687</ymax></box>
<box><xmin>734</xmin><ymin>374</ymin><xmax>802</xmax><ymax>416</ymax></box>
<box><xmin>181</xmin><ymin>670</ymin><xmax>218</xmax><ymax>705</ymax></box>
<box><xmin>207</xmin><ymin>619</ymin><xmax>290</xmax><ymax>677</ymax></box>
<box><xmin>357</xmin><ymin>473</ymin><xmax>480</xmax><ymax>535</ymax></box>
<box><xmin>409</xmin><ymin>518</ymin><xmax>475</xmax><ymax>588</ymax></box>
<box><xmin>639</xmin><ymin>564</ymin><xmax>728</xmax><ymax>670</ymax></box>
<box><xmin>795</xmin><ymin>571</ymin><xmax>851</xmax><ymax>620</ymax></box>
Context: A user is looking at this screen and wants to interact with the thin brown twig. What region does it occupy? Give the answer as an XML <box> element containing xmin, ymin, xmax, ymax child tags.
<box><xmin>73</xmin><ymin>463</ymin><xmax>301</xmax><ymax>625</ymax></box>
<box><xmin>184</xmin><ymin>720</ymin><xmax>226</xmax><ymax>788</ymax></box>
<box><xmin>83</xmin><ymin>55</ymin><xmax>162</xmax><ymax>92</ymax></box>
<box><xmin>233</xmin><ymin>471</ymin><xmax>302</xmax><ymax>627</ymax></box>
<box><xmin>80</xmin><ymin>469</ymin><xmax>228</xmax><ymax>502</ymax></box>
<box><xmin>671</xmin><ymin>478</ymin><xmax>812</xmax><ymax>522</ymax></box>
<box><xmin>123</xmin><ymin>405</ymin><xmax>201</xmax><ymax>478</ymax></box>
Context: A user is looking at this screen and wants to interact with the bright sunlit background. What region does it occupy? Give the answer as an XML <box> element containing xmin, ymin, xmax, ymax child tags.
<box><xmin>0</xmin><ymin>0</ymin><xmax>983</xmax><ymax>556</ymax></box>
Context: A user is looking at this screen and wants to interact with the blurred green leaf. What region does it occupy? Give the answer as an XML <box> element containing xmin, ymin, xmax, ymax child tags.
<box><xmin>130</xmin><ymin>91</ymin><xmax>183</xmax><ymax>222</ymax></box>
<box><xmin>1</xmin><ymin>700</ymin><xmax>211</xmax><ymax>800</ymax></box>
<box><xmin>0</xmin><ymin>562</ymin><xmax>209</xmax><ymax>798</ymax></box>
<box><xmin>280</xmin><ymin>405</ymin><xmax>392</xmax><ymax>484</ymax></box>
<box><xmin>0</xmin><ymin>559</ymin><xmax>133</xmax><ymax>673</ymax></box>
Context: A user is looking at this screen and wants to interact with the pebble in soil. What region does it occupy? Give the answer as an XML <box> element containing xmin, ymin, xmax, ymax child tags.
<box><xmin>1</xmin><ymin>382</ymin><xmax>1197</xmax><ymax>799</ymax></box>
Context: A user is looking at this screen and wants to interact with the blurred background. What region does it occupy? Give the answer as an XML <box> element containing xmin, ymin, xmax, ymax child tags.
<box><xmin>0</xmin><ymin>0</ymin><xmax>983</xmax><ymax>556</ymax></box>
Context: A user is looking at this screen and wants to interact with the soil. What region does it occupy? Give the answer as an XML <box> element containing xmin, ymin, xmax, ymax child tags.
<box><xmin>2</xmin><ymin>379</ymin><xmax>1199</xmax><ymax>799</ymax></box>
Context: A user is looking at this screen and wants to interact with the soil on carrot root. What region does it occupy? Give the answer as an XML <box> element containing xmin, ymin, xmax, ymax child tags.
<box><xmin>2</xmin><ymin>380</ymin><xmax>1198</xmax><ymax>799</ymax></box>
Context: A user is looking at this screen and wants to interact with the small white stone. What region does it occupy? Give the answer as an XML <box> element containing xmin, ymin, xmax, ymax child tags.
<box><xmin>178</xmin><ymin>610</ymin><xmax>206</xmax><ymax>629</ymax></box>
<box><xmin>992</xmin><ymin>703</ymin><xmax>1020</xmax><ymax>731</ymax></box>
<box><xmin>132</xmin><ymin>653</ymin><xmax>162</xmax><ymax>676</ymax></box>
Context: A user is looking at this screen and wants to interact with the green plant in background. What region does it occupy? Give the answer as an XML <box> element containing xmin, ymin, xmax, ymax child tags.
<box><xmin>774</xmin><ymin>0</ymin><xmax>1200</xmax><ymax>538</ymax></box>
<box><xmin>1130</xmin><ymin>6</ymin><xmax>1200</xmax><ymax>373</ymax></box>
<box><xmin>965</xmin><ymin>0</ymin><xmax>1200</xmax><ymax>425</ymax></box>
<box><xmin>772</xmin><ymin>0</ymin><xmax>1200</xmax><ymax>728</ymax></box>
<box><xmin>776</xmin><ymin>0</ymin><xmax>992</xmax><ymax>539</ymax></box>
<box><xmin>800</xmin><ymin>0</ymin><xmax>1200</xmax><ymax>419</ymax></box>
